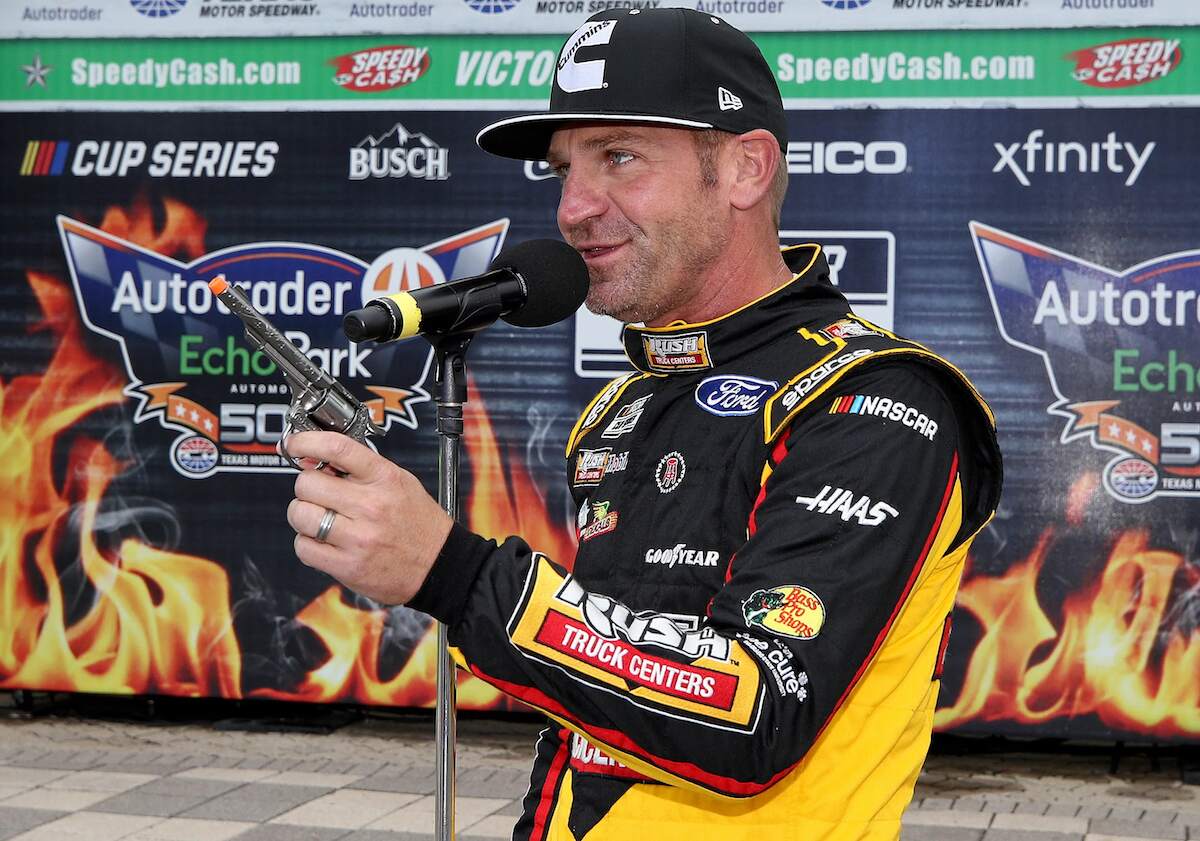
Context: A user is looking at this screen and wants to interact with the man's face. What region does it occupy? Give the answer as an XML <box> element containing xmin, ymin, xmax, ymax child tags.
<box><xmin>546</xmin><ymin>124</ymin><xmax>730</xmax><ymax>326</ymax></box>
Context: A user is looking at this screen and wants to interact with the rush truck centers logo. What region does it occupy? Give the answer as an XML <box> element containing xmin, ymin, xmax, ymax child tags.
<box><xmin>972</xmin><ymin>221</ymin><xmax>1200</xmax><ymax>503</ymax></box>
<box><xmin>57</xmin><ymin>215</ymin><xmax>508</xmax><ymax>478</ymax></box>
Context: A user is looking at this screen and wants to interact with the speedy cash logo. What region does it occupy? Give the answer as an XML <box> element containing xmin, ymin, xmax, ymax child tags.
<box><xmin>971</xmin><ymin>221</ymin><xmax>1200</xmax><ymax>503</ymax></box>
<box><xmin>329</xmin><ymin>45</ymin><xmax>430</xmax><ymax>93</ymax></box>
<box><xmin>56</xmin><ymin>215</ymin><xmax>509</xmax><ymax>478</ymax></box>
<box><xmin>1069</xmin><ymin>37</ymin><xmax>1182</xmax><ymax>89</ymax></box>
<box><xmin>18</xmin><ymin>140</ymin><xmax>277</xmax><ymax>178</ymax></box>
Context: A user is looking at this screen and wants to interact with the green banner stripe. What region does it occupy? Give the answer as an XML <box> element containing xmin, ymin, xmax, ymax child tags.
<box><xmin>3</xmin><ymin>28</ymin><xmax>1197</xmax><ymax>102</ymax></box>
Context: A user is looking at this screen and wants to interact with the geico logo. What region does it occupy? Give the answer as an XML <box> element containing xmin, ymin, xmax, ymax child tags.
<box><xmin>71</xmin><ymin>140</ymin><xmax>277</xmax><ymax>178</ymax></box>
<box><xmin>786</xmin><ymin>141</ymin><xmax>907</xmax><ymax>175</ymax></box>
<box><xmin>649</xmin><ymin>336</ymin><xmax>701</xmax><ymax>355</ymax></box>
<box><xmin>557</xmin><ymin>577</ymin><xmax>730</xmax><ymax>660</ymax></box>
<box><xmin>348</xmin><ymin>146</ymin><xmax>449</xmax><ymax>180</ymax></box>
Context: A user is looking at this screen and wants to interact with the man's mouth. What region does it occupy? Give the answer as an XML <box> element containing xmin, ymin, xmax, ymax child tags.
<box><xmin>576</xmin><ymin>242</ymin><xmax>626</xmax><ymax>263</ymax></box>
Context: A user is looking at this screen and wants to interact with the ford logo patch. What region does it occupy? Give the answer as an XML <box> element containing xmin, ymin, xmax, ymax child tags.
<box><xmin>694</xmin><ymin>375</ymin><xmax>778</xmax><ymax>417</ymax></box>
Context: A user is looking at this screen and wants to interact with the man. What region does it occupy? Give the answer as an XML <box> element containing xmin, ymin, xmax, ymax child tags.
<box><xmin>284</xmin><ymin>8</ymin><xmax>1002</xmax><ymax>840</ymax></box>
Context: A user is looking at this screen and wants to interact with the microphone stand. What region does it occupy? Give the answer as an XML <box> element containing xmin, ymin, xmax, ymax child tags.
<box><xmin>428</xmin><ymin>331</ymin><xmax>473</xmax><ymax>841</ymax></box>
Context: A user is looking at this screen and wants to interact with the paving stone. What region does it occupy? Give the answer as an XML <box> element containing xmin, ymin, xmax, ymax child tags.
<box><xmin>902</xmin><ymin>826</ymin><xmax>985</xmax><ymax>841</ymax></box>
<box><xmin>89</xmin><ymin>789</ymin><xmax>216</xmax><ymax>817</ymax></box>
<box><xmin>992</xmin><ymin>813</ymin><xmax>1089</xmax><ymax>834</ymax></box>
<box><xmin>921</xmin><ymin>798</ymin><xmax>957</xmax><ymax>811</ymax></box>
<box><xmin>236</xmin><ymin>757</ymin><xmax>272</xmax><ymax>770</ymax></box>
<box><xmin>43</xmin><ymin>770</ymin><xmax>158</xmax><ymax>793</ymax></box>
<box><xmin>339</xmin><ymin>832</ymin><xmax>433</xmax><ymax>841</ymax></box>
<box><xmin>230</xmin><ymin>826</ymin><xmax>348</xmax><ymax>841</ymax></box>
<box><xmin>1014</xmin><ymin>802</ymin><xmax>1052</xmax><ymax>815</ymax></box>
<box><xmin>0</xmin><ymin>788</ymin><xmax>114</xmax><ymax>811</ymax></box>
<box><xmin>1078</xmin><ymin>805</ymin><xmax>1114</xmax><ymax>819</ymax></box>
<box><xmin>955</xmin><ymin>799</ymin><xmax>988</xmax><ymax>812</ymax></box>
<box><xmin>0</xmin><ymin>806</ymin><xmax>69</xmax><ymax>841</ymax></box>
<box><xmin>985</xmin><ymin>800</ymin><xmax>1020</xmax><ymax>814</ymax></box>
<box><xmin>1088</xmin><ymin>819</ymin><xmax>1186</xmax><ymax>839</ymax></box>
<box><xmin>292</xmin><ymin>760</ymin><xmax>331</xmax><ymax>773</ymax></box>
<box><xmin>6</xmin><ymin>810</ymin><xmax>162</xmax><ymax>841</ymax></box>
<box><xmin>350</xmin><ymin>761</ymin><xmax>387</xmax><ymax>777</ymax></box>
<box><xmin>461</xmin><ymin>814</ymin><xmax>518</xmax><ymax>838</ymax></box>
<box><xmin>180</xmin><ymin>783</ymin><xmax>333</xmax><ymax>822</ymax></box>
<box><xmin>349</xmin><ymin>774</ymin><xmax>433</xmax><ymax>795</ymax></box>
<box><xmin>273</xmin><ymin>789</ymin><xmax>423</xmax><ymax>830</ymax></box>
<box><xmin>1110</xmin><ymin>807</ymin><xmax>1148</xmax><ymax>821</ymax></box>
<box><xmin>981</xmin><ymin>831</ymin><xmax>1082</xmax><ymax>841</ymax></box>
<box><xmin>903</xmin><ymin>810</ymin><xmax>993</xmax><ymax>829</ymax></box>
<box><xmin>120</xmin><ymin>816</ymin><xmax>256</xmax><ymax>841</ymax></box>
<box><xmin>494</xmin><ymin>799</ymin><xmax>524</xmax><ymax>817</ymax></box>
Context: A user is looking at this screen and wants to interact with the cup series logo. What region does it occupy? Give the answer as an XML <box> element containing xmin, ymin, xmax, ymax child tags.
<box><xmin>972</xmin><ymin>222</ymin><xmax>1200</xmax><ymax>503</ymax></box>
<box><xmin>56</xmin><ymin>214</ymin><xmax>509</xmax><ymax>478</ymax></box>
<box><xmin>329</xmin><ymin>45</ymin><xmax>431</xmax><ymax>93</ymax></box>
<box><xmin>741</xmin><ymin>585</ymin><xmax>826</xmax><ymax>641</ymax></box>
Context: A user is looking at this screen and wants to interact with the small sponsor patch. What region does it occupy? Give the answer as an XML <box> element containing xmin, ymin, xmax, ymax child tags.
<box><xmin>694</xmin><ymin>375</ymin><xmax>778</xmax><ymax>417</ymax></box>
<box><xmin>644</xmin><ymin>544</ymin><xmax>719</xmax><ymax>569</ymax></box>
<box><xmin>822</xmin><ymin>318</ymin><xmax>882</xmax><ymax>341</ymax></box>
<box><xmin>573</xmin><ymin>448</ymin><xmax>629</xmax><ymax>486</ymax></box>
<box><xmin>742</xmin><ymin>586</ymin><xmax>826</xmax><ymax>641</ymax></box>
<box><xmin>777</xmin><ymin>348</ymin><xmax>872</xmax><ymax>413</ymax></box>
<box><xmin>795</xmin><ymin>485</ymin><xmax>899</xmax><ymax>526</ymax></box>
<box><xmin>569</xmin><ymin>732</ymin><xmax>651</xmax><ymax>782</ymax></box>
<box><xmin>1106</xmin><ymin>457</ymin><xmax>1158</xmax><ymax>501</ymax></box>
<box><xmin>829</xmin><ymin>394</ymin><xmax>939</xmax><ymax>441</ymax></box>
<box><xmin>654</xmin><ymin>451</ymin><xmax>686</xmax><ymax>494</ymax></box>
<box><xmin>643</xmin><ymin>331</ymin><xmax>712</xmax><ymax>372</ymax></box>
<box><xmin>579</xmin><ymin>499</ymin><xmax>619</xmax><ymax>541</ymax></box>
<box><xmin>574</xmin><ymin>447</ymin><xmax>611</xmax><ymax>486</ymax></box>
<box><xmin>174</xmin><ymin>435</ymin><xmax>218</xmax><ymax>475</ymax></box>
<box><xmin>602</xmin><ymin>394</ymin><xmax>651</xmax><ymax>439</ymax></box>
<box><xmin>736</xmin><ymin>633</ymin><xmax>810</xmax><ymax>702</ymax></box>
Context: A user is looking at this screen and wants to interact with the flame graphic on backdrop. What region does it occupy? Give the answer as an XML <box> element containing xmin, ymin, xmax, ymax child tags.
<box><xmin>0</xmin><ymin>195</ymin><xmax>576</xmax><ymax>709</ymax></box>
<box><xmin>935</xmin><ymin>519</ymin><xmax>1200</xmax><ymax>736</ymax></box>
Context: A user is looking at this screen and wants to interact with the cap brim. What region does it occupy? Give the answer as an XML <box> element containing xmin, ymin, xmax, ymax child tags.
<box><xmin>476</xmin><ymin>112</ymin><xmax>714</xmax><ymax>161</ymax></box>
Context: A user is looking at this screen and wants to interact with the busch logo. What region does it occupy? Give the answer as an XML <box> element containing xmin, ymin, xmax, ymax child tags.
<box><xmin>694</xmin><ymin>375</ymin><xmax>778</xmax><ymax>417</ymax></box>
<box><xmin>992</xmin><ymin>130</ymin><xmax>1155</xmax><ymax>187</ymax></box>
<box><xmin>348</xmin><ymin>122</ymin><xmax>449</xmax><ymax>181</ymax></box>
<box><xmin>556</xmin><ymin>576</ymin><xmax>731</xmax><ymax>660</ymax></box>
<box><xmin>795</xmin><ymin>485</ymin><xmax>899</xmax><ymax>526</ymax></box>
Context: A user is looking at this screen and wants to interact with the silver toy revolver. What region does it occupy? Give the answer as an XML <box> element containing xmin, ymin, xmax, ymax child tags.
<box><xmin>208</xmin><ymin>274</ymin><xmax>384</xmax><ymax>471</ymax></box>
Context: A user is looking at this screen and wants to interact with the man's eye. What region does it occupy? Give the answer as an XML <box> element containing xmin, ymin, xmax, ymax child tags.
<box><xmin>608</xmin><ymin>150</ymin><xmax>635</xmax><ymax>166</ymax></box>
<box><xmin>551</xmin><ymin>163</ymin><xmax>569</xmax><ymax>179</ymax></box>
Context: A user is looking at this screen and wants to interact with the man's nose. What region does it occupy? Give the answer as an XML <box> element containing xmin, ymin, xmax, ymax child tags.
<box><xmin>557</xmin><ymin>170</ymin><xmax>607</xmax><ymax>229</ymax></box>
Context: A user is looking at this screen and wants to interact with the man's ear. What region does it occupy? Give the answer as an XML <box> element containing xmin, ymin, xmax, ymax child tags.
<box><xmin>728</xmin><ymin>129</ymin><xmax>781</xmax><ymax>213</ymax></box>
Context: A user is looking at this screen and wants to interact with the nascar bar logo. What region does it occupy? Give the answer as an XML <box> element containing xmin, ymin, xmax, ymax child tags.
<box><xmin>971</xmin><ymin>221</ymin><xmax>1200</xmax><ymax>503</ymax></box>
<box><xmin>642</xmin><ymin>331</ymin><xmax>712</xmax><ymax>372</ymax></box>
<box><xmin>329</xmin><ymin>45</ymin><xmax>430</xmax><ymax>93</ymax></box>
<box><xmin>1069</xmin><ymin>37</ymin><xmax>1181</xmax><ymax>89</ymax></box>
<box><xmin>348</xmin><ymin>122</ymin><xmax>448</xmax><ymax>181</ymax></box>
<box><xmin>20</xmin><ymin>140</ymin><xmax>71</xmax><ymax>175</ymax></box>
<box><xmin>57</xmin><ymin>215</ymin><xmax>508</xmax><ymax>478</ymax></box>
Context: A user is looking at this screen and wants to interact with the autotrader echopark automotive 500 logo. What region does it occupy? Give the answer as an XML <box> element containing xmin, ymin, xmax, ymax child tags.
<box><xmin>972</xmin><ymin>221</ymin><xmax>1200</xmax><ymax>503</ymax></box>
<box><xmin>56</xmin><ymin>215</ymin><xmax>509</xmax><ymax>478</ymax></box>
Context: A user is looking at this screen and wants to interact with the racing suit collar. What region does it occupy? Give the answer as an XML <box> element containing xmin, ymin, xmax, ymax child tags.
<box><xmin>622</xmin><ymin>244</ymin><xmax>846</xmax><ymax>375</ymax></box>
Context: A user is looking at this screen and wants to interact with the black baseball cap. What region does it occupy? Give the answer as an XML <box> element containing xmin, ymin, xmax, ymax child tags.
<box><xmin>476</xmin><ymin>7</ymin><xmax>787</xmax><ymax>161</ymax></box>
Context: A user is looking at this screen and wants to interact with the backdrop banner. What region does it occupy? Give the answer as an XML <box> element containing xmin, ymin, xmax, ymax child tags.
<box><xmin>2</xmin><ymin>37</ymin><xmax>1198</xmax><ymax>739</ymax></box>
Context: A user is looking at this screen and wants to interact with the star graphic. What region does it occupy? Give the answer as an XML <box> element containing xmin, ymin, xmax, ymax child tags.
<box><xmin>1125</xmin><ymin>429</ymin><xmax>1137</xmax><ymax>444</ymax></box>
<box><xmin>1141</xmin><ymin>438</ymin><xmax>1153</xmax><ymax>454</ymax></box>
<box><xmin>21</xmin><ymin>55</ymin><xmax>52</xmax><ymax>89</ymax></box>
<box><xmin>203</xmin><ymin>418</ymin><xmax>214</xmax><ymax>432</ymax></box>
<box><xmin>1107</xmin><ymin>422</ymin><xmax>1121</xmax><ymax>437</ymax></box>
<box><xmin>174</xmin><ymin>403</ymin><xmax>187</xmax><ymax>417</ymax></box>
<box><xmin>190</xmin><ymin>409</ymin><xmax>200</xmax><ymax>423</ymax></box>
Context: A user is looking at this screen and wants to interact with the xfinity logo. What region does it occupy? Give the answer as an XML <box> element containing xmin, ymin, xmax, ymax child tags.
<box><xmin>993</xmin><ymin>130</ymin><xmax>1155</xmax><ymax>187</ymax></box>
<box><xmin>786</xmin><ymin>140</ymin><xmax>907</xmax><ymax>175</ymax></box>
<box><xmin>556</xmin><ymin>18</ymin><xmax>614</xmax><ymax>93</ymax></box>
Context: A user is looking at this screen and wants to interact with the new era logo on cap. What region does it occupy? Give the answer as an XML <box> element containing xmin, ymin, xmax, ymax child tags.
<box><xmin>718</xmin><ymin>87</ymin><xmax>743</xmax><ymax>111</ymax></box>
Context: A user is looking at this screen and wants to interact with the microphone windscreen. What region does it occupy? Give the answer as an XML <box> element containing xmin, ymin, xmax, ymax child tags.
<box><xmin>493</xmin><ymin>239</ymin><xmax>590</xmax><ymax>328</ymax></box>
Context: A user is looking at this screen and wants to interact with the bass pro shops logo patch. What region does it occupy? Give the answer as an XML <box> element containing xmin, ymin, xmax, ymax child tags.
<box><xmin>742</xmin><ymin>585</ymin><xmax>826</xmax><ymax>640</ymax></box>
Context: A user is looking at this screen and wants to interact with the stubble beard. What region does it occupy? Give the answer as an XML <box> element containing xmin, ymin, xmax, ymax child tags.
<box><xmin>580</xmin><ymin>205</ymin><xmax>729</xmax><ymax>326</ymax></box>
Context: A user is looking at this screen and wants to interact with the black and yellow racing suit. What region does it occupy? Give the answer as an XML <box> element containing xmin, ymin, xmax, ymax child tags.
<box><xmin>409</xmin><ymin>244</ymin><xmax>1003</xmax><ymax>840</ymax></box>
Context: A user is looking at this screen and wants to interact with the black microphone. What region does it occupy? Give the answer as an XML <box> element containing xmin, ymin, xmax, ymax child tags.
<box><xmin>343</xmin><ymin>239</ymin><xmax>589</xmax><ymax>343</ymax></box>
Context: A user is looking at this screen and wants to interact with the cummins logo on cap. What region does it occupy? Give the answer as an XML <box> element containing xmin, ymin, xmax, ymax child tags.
<box><xmin>557</xmin><ymin>19</ymin><xmax>615</xmax><ymax>93</ymax></box>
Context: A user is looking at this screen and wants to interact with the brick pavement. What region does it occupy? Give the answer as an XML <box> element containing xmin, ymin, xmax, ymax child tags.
<box><xmin>0</xmin><ymin>694</ymin><xmax>1196</xmax><ymax>840</ymax></box>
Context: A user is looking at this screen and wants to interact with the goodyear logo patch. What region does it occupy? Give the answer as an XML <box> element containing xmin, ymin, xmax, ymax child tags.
<box><xmin>742</xmin><ymin>586</ymin><xmax>826</xmax><ymax>640</ymax></box>
<box><xmin>643</xmin><ymin>331</ymin><xmax>712</xmax><ymax>372</ymax></box>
